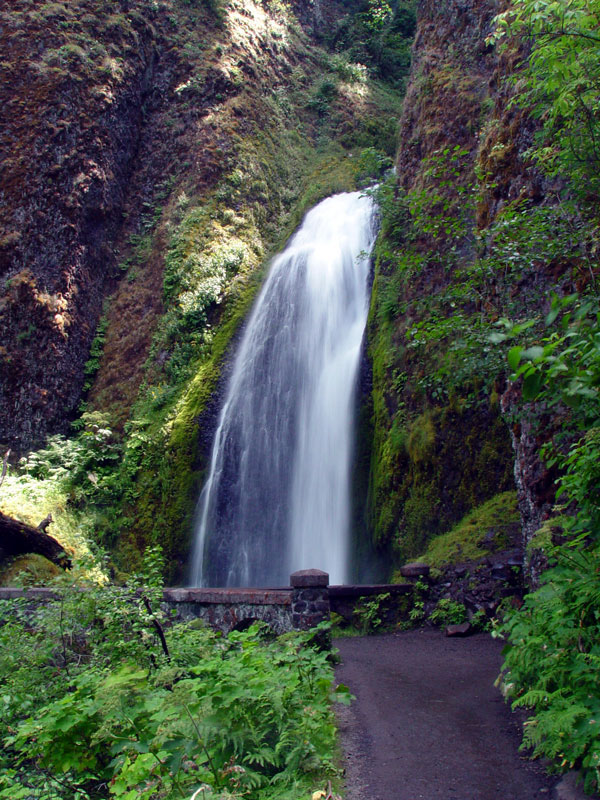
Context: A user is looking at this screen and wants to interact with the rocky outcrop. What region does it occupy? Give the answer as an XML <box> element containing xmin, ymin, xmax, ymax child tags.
<box><xmin>371</xmin><ymin>0</ymin><xmax>576</xmax><ymax>581</ymax></box>
<box><xmin>398</xmin><ymin>0</ymin><xmax>498</xmax><ymax>193</ymax></box>
<box><xmin>500</xmin><ymin>386</ymin><xmax>558</xmax><ymax>584</ymax></box>
<box><xmin>0</xmin><ymin>4</ymin><xmax>159</xmax><ymax>451</ymax></box>
<box><xmin>427</xmin><ymin>551</ymin><xmax>523</xmax><ymax>619</ymax></box>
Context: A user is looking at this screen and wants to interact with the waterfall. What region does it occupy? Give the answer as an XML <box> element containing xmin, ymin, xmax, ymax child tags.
<box><xmin>190</xmin><ymin>191</ymin><xmax>377</xmax><ymax>587</ymax></box>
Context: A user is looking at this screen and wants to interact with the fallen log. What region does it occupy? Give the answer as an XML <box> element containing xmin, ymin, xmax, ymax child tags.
<box><xmin>0</xmin><ymin>511</ymin><xmax>71</xmax><ymax>569</ymax></box>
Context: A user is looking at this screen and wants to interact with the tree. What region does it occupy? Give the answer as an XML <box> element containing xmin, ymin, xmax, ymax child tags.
<box><xmin>364</xmin><ymin>0</ymin><xmax>393</xmax><ymax>64</ymax></box>
<box><xmin>489</xmin><ymin>0</ymin><xmax>600</xmax><ymax>194</ymax></box>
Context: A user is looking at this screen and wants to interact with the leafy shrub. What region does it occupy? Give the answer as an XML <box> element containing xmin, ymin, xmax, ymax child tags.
<box><xmin>19</xmin><ymin>411</ymin><xmax>121</xmax><ymax>505</ymax></box>
<box><xmin>497</xmin><ymin>293</ymin><xmax>600</xmax><ymax>792</ymax></box>
<box><xmin>429</xmin><ymin>598</ymin><xmax>467</xmax><ymax>627</ymax></box>
<box><xmin>0</xmin><ymin>549</ymin><xmax>349</xmax><ymax>800</ymax></box>
<box><xmin>355</xmin><ymin>147</ymin><xmax>393</xmax><ymax>186</ymax></box>
<box><xmin>404</xmin><ymin>577</ymin><xmax>428</xmax><ymax>627</ymax></box>
<box><xmin>499</xmin><ymin>541</ymin><xmax>600</xmax><ymax>794</ymax></box>
<box><xmin>306</xmin><ymin>79</ymin><xmax>338</xmax><ymax>114</ymax></box>
<box><xmin>353</xmin><ymin>592</ymin><xmax>391</xmax><ymax>634</ymax></box>
<box><xmin>329</xmin><ymin>54</ymin><xmax>367</xmax><ymax>84</ymax></box>
<box><xmin>470</xmin><ymin>609</ymin><xmax>491</xmax><ymax>632</ymax></box>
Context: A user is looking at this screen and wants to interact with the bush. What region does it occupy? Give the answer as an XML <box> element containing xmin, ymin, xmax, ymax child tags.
<box><xmin>429</xmin><ymin>598</ymin><xmax>467</xmax><ymax>627</ymax></box>
<box><xmin>0</xmin><ymin>550</ymin><xmax>349</xmax><ymax>799</ymax></box>
<box><xmin>497</xmin><ymin>294</ymin><xmax>600</xmax><ymax>793</ymax></box>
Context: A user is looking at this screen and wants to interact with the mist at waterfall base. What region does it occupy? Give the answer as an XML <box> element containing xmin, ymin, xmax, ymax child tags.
<box><xmin>190</xmin><ymin>192</ymin><xmax>378</xmax><ymax>587</ymax></box>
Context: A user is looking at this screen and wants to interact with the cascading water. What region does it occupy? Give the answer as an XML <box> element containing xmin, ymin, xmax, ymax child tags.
<box><xmin>190</xmin><ymin>191</ymin><xmax>377</xmax><ymax>587</ymax></box>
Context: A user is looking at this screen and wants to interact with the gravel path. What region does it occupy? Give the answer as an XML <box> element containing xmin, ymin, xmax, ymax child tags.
<box><xmin>334</xmin><ymin>629</ymin><xmax>558</xmax><ymax>800</ymax></box>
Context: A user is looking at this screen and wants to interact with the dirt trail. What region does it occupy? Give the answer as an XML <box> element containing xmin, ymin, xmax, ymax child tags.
<box><xmin>335</xmin><ymin>629</ymin><xmax>558</xmax><ymax>800</ymax></box>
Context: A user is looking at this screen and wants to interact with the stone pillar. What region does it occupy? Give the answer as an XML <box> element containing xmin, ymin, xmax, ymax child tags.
<box><xmin>290</xmin><ymin>569</ymin><xmax>330</xmax><ymax>630</ymax></box>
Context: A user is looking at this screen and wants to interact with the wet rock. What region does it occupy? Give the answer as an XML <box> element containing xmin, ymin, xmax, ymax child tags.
<box><xmin>553</xmin><ymin>772</ymin><xmax>590</xmax><ymax>800</ymax></box>
<box><xmin>483</xmin><ymin>529</ymin><xmax>497</xmax><ymax>548</ymax></box>
<box><xmin>400</xmin><ymin>562</ymin><xmax>430</xmax><ymax>579</ymax></box>
<box><xmin>445</xmin><ymin>622</ymin><xmax>472</xmax><ymax>637</ymax></box>
<box><xmin>491</xmin><ymin>562</ymin><xmax>509</xmax><ymax>580</ymax></box>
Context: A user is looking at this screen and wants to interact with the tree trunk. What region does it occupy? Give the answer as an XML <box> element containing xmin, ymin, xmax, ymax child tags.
<box><xmin>0</xmin><ymin>511</ymin><xmax>71</xmax><ymax>568</ymax></box>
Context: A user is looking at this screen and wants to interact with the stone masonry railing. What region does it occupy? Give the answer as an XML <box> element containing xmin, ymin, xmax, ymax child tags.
<box><xmin>161</xmin><ymin>569</ymin><xmax>412</xmax><ymax>633</ymax></box>
<box><xmin>0</xmin><ymin>569</ymin><xmax>412</xmax><ymax>634</ymax></box>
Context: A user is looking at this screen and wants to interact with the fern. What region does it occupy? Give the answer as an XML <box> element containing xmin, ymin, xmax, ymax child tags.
<box><xmin>0</xmin><ymin>559</ymin><xmax>341</xmax><ymax>799</ymax></box>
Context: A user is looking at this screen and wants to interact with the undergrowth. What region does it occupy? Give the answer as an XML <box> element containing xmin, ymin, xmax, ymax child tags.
<box><xmin>494</xmin><ymin>295</ymin><xmax>600</xmax><ymax>793</ymax></box>
<box><xmin>0</xmin><ymin>549</ymin><xmax>350</xmax><ymax>800</ymax></box>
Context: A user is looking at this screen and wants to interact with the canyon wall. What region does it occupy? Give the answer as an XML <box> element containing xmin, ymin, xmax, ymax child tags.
<box><xmin>367</xmin><ymin>0</ymin><xmax>569</xmax><ymax>576</ymax></box>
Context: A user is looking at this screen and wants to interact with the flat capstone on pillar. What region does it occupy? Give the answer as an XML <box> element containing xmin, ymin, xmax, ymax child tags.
<box><xmin>290</xmin><ymin>568</ymin><xmax>330</xmax><ymax>630</ymax></box>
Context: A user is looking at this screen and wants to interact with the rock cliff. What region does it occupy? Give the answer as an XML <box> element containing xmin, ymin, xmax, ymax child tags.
<box><xmin>0</xmin><ymin>0</ymin><xmax>412</xmax><ymax>578</ymax></box>
<box><xmin>367</xmin><ymin>0</ymin><xmax>579</xmax><ymax>579</ymax></box>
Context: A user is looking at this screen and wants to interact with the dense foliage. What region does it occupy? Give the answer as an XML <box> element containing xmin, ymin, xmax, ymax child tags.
<box><xmin>0</xmin><ymin>551</ymin><xmax>348</xmax><ymax>800</ymax></box>
<box><xmin>487</xmin><ymin>1</ymin><xmax>600</xmax><ymax>789</ymax></box>
<box><xmin>497</xmin><ymin>298</ymin><xmax>600</xmax><ymax>792</ymax></box>
<box><xmin>489</xmin><ymin>0</ymin><xmax>600</xmax><ymax>194</ymax></box>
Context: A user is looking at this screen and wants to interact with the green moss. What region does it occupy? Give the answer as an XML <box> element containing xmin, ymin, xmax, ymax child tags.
<box><xmin>407</xmin><ymin>411</ymin><xmax>435</xmax><ymax>463</ymax></box>
<box><xmin>0</xmin><ymin>554</ymin><xmax>61</xmax><ymax>587</ymax></box>
<box><xmin>417</xmin><ymin>491</ymin><xmax>520</xmax><ymax>568</ymax></box>
<box><xmin>399</xmin><ymin>484</ymin><xmax>442</xmax><ymax>555</ymax></box>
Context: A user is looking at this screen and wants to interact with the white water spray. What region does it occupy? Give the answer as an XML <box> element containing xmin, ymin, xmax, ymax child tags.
<box><xmin>190</xmin><ymin>191</ymin><xmax>377</xmax><ymax>586</ymax></box>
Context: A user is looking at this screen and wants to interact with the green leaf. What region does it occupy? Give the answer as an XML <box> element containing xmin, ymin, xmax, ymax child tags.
<box><xmin>522</xmin><ymin>346</ymin><xmax>545</xmax><ymax>361</ymax></box>
<box><xmin>522</xmin><ymin>370</ymin><xmax>543</xmax><ymax>400</ymax></box>
<box><xmin>511</xmin><ymin>319</ymin><xmax>537</xmax><ymax>335</ymax></box>
<box><xmin>508</xmin><ymin>345</ymin><xmax>524</xmax><ymax>371</ymax></box>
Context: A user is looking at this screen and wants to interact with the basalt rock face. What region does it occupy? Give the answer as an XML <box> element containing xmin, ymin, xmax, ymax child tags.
<box><xmin>370</xmin><ymin>0</ymin><xmax>573</xmax><ymax>580</ymax></box>
<box><xmin>398</xmin><ymin>0</ymin><xmax>498</xmax><ymax>190</ymax></box>
<box><xmin>0</xmin><ymin>0</ymin><xmax>362</xmax><ymax>454</ymax></box>
<box><xmin>0</xmin><ymin>2</ymin><xmax>160</xmax><ymax>452</ymax></box>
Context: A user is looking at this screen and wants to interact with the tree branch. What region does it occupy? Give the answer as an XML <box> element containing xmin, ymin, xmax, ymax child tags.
<box><xmin>142</xmin><ymin>594</ymin><xmax>170</xmax><ymax>662</ymax></box>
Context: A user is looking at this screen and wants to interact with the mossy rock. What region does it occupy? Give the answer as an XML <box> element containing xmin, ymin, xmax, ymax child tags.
<box><xmin>416</xmin><ymin>491</ymin><xmax>520</xmax><ymax>569</ymax></box>
<box><xmin>0</xmin><ymin>554</ymin><xmax>62</xmax><ymax>587</ymax></box>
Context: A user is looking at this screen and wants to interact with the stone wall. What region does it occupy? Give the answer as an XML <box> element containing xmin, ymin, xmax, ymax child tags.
<box><xmin>162</xmin><ymin>587</ymin><xmax>293</xmax><ymax>634</ymax></box>
<box><xmin>0</xmin><ymin>570</ymin><xmax>413</xmax><ymax>636</ymax></box>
